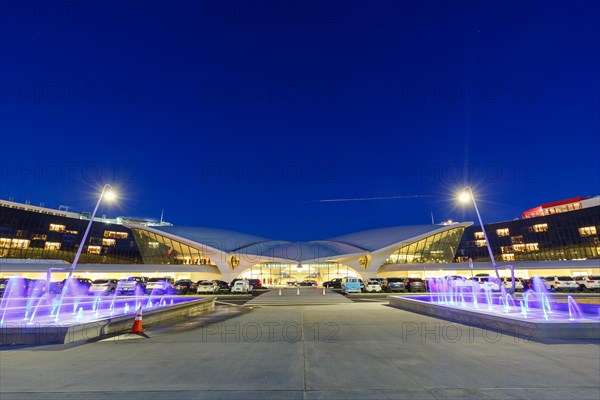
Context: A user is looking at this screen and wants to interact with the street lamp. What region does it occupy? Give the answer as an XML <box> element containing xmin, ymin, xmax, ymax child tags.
<box><xmin>66</xmin><ymin>184</ymin><xmax>116</xmax><ymax>279</ymax></box>
<box><xmin>458</xmin><ymin>186</ymin><xmax>515</xmax><ymax>293</ymax></box>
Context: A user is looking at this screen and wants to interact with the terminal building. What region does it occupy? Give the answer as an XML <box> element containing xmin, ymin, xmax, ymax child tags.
<box><xmin>0</xmin><ymin>196</ymin><xmax>598</xmax><ymax>283</ymax></box>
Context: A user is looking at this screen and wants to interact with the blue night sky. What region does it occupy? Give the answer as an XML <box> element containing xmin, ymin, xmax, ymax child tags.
<box><xmin>0</xmin><ymin>1</ymin><xmax>598</xmax><ymax>241</ymax></box>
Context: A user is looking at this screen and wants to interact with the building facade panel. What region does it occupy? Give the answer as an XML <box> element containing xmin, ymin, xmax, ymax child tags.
<box><xmin>456</xmin><ymin>206</ymin><xmax>600</xmax><ymax>262</ymax></box>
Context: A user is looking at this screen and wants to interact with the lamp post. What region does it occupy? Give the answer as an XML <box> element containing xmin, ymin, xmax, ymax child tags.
<box><xmin>66</xmin><ymin>184</ymin><xmax>116</xmax><ymax>279</ymax></box>
<box><xmin>459</xmin><ymin>186</ymin><xmax>515</xmax><ymax>293</ymax></box>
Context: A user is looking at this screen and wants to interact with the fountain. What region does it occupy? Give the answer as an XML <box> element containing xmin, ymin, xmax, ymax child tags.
<box><xmin>389</xmin><ymin>276</ymin><xmax>600</xmax><ymax>340</ymax></box>
<box><xmin>0</xmin><ymin>276</ymin><xmax>214</xmax><ymax>345</ymax></box>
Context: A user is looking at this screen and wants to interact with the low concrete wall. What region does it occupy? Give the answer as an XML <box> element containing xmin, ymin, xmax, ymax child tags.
<box><xmin>0</xmin><ymin>297</ymin><xmax>215</xmax><ymax>345</ymax></box>
<box><xmin>388</xmin><ymin>296</ymin><xmax>600</xmax><ymax>340</ymax></box>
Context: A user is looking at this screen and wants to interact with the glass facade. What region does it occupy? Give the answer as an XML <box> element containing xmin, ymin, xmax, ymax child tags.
<box><xmin>131</xmin><ymin>228</ymin><xmax>216</xmax><ymax>265</ymax></box>
<box><xmin>0</xmin><ymin>205</ymin><xmax>142</xmax><ymax>264</ymax></box>
<box><xmin>456</xmin><ymin>206</ymin><xmax>600</xmax><ymax>262</ymax></box>
<box><xmin>384</xmin><ymin>227</ymin><xmax>465</xmax><ymax>264</ymax></box>
<box><xmin>241</xmin><ymin>262</ymin><xmax>360</xmax><ymax>285</ymax></box>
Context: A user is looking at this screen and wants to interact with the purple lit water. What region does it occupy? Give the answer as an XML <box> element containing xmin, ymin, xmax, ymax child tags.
<box><xmin>0</xmin><ymin>277</ymin><xmax>197</xmax><ymax>326</ymax></box>
<box><xmin>423</xmin><ymin>276</ymin><xmax>600</xmax><ymax>322</ymax></box>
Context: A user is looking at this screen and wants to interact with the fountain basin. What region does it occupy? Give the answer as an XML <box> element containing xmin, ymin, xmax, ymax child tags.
<box><xmin>0</xmin><ymin>296</ymin><xmax>214</xmax><ymax>345</ymax></box>
<box><xmin>388</xmin><ymin>295</ymin><xmax>600</xmax><ymax>340</ymax></box>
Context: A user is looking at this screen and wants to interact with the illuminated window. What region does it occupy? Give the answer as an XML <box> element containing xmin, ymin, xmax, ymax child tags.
<box><xmin>102</xmin><ymin>238</ymin><xmax>116</xmax><ymax>246</ymax></box>
<box><xmin>87</xmin><ymin>245</ymin><xmax>102</xmax><ymax>254</ymax></box>
<box><xmin>511</xmin><ymin>235</ymin><xmax>524</xmax><ymax>244</ymax></box>
<box><xmin>104</xmin><ymin>231</ymin><xmax>128</xmax><ymax>239</ymax></box>
<box><xmin>512</xmin><ymin>244</ymin><xmax>525</xmax><ymax>252</ymax></box>
<box><xmin>496</xmin><ymin>228</ymin><xmax>509</xmax><ymax>237</ymax></box>
<box><xmin>0</xmin><ymin>238</ymin><xmax>12</xmax><ymax>248</ymax></box>
<box><xmin>45</xmin><ymin>242</ymin><xmax>61</xmax><ymax>251</ymax></box>
<box><xmin>49</xmin><ymin>224</ymin><xmax>66</xmax><ymax>232</ymax></box>
<box><xmin>148</xmin><ymin>241</ymin><xmax>159</xmax><ymax>249</ymax></box>
<box><xmin>500</xmin><ymin>246</ymin><xmax>513</xmax><ymax>254</ymax></box>
<box><xmin>474</xmin><ymin>239</ymin><xmax>487</xmax><ymax>247</ymax></box>
<box><xmin>525</xmin><ymin>243</ymin><xmax>539</xmax><ymax>251</ymax></box>
<box><xmin>32</xmin><ymin>234</ymin><xmax>47</xmax><ymax>240</ymax></box>
<box><xmin>8</xmin><ymin>239</ymin><xmax>30</xmax><ymax>249</ymax></box>
<box><xmin>64</xmin><ymin>230</ymin><xmax>79</xmax><ymax>235</ymax></box>
<box><xmin>501</xmin><ymin>253</ymin><xmax>515</xmax><ymax>261</ymax></box>
<box><xmin>474</xmin><ymin>232</ymin><xmax>485</xmax><ymax>240</ymax></box>
<box><xmin>579</xmin><ymin>226</ymin><xmax>597</xmax><ymax>237</ymax></box>
<box><xmin>532</xmin><ymin>223</ymin><xmax>548</xmax><ymax>232</ymax></box>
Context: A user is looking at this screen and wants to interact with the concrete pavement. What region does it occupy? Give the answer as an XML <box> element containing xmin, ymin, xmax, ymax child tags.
<box><xmin>1</xmin><ymin>302</ymin><xmax>599</xmax><ymax>399</ymax></box>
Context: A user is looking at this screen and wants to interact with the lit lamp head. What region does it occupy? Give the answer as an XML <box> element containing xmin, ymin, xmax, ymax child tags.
<box><xmin>458</xmin><ymin>191</ymin><xmax>471</xmax><ymax>203</ymax></box>
<box><xmin>104</xmin><ymin>190</ymin><xmax>116</xmax><ymax>201</ymax></box>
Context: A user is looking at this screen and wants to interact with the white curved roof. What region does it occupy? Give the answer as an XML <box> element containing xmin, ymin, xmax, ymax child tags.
<box><xmin>328</xmin><ymin>224</ymin><xmax>470</xmax><ymax>252</ymax></box>
<box><xmin>153</xmin><ymin>226</ymin><xmax>271</xmax><ymax>252</ymax></box>
<box><xmin>151</xmin><ymin>223</ymin><xmax>471</xmax><ymax>261</ymax></box>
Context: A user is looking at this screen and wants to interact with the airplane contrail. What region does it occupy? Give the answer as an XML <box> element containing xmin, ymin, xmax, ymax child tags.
<box><xmin>306</xmin><ymin>195</ymin><xmax>432</xmax><ymax>203</ymax></box>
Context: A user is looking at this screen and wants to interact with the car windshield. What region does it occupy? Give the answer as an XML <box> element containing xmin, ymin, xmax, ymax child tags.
<box><xmin>234</xmin><ymin>282</ymin><xmax>245</xmax><ymax>286</ymax></box>
<box><xmin>93</xmin><ymin>279</ymin><xmax>109</xmax><ymax>284</ymax></box>
<box><xmin>589</xmin><ymin>276</ymin><xmax>600</xmax><ymax>280</ymax></box>
<box><xmin>127</xmin><ymin>277</ymin><xmax>142</xmax><ymax>281</ymax></box>
<box><xmin>199</xmin><ymin>281</ymin><xmax>213</xmax><ymax>285</ymax></box>
<box><xmin>558</xmin><ymin>276</ymin><xmax>573</xmax><ymax>281</ymax></box>
<box><xmin>149</xmin><ymin>278</ymin><xmax>169</xmax><ymax>282</ymax></box>
<box><xmin>408</xmin><ymin>278</ymin><xmax>423</xmax><ymax>282</ymax></box>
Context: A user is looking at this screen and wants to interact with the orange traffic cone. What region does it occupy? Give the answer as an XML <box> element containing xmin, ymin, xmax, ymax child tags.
<box><xmin>132</xmin><ymin>306</ymin><xmax>143</xmax><ymax>334</ymax></box>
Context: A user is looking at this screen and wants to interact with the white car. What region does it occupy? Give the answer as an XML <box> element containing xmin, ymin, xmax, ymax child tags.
<box><xmin>574</xmin><ymin>276</ymin><xmax>600</xmax><ymax>291</ymax></box>
<box><xmin>90</xmin><ymin>279</ymin><xmax>117</xmax><ymax>295</ymax></box>
<box><xmin>543</xmin><ymin>276</ymin><xmax>578</xmax><ymax>292</ymax></box>
<box><xmin>230</xmin><ymin>280</ymin><xmax>251</xmax><ymax>293</ymax></box>
<box><xmin>470</xmin><ymin>276</ymin><xmax>500</xmax><ymax>292</ymax></box>
<box><xmin>365</xmin><ymin>280</ymin><xmax>382</xmax><ymax>293</ymax></box>
<box><xmin>197</xmin><ymin>280</ymin><xmax>219</xmax><ymax>294</ymax></box>
<box><xmin>500</xmin><ymin>277</ymin><xmax>524</xmax><ymax>292</ymax></box>
<box><xmin>447</xmin><ymin>276</ymin><xmax>470</xmax><ymax>289</ymax></box>
<box><xmin>146</xmin><ymin>277</ymin><xmax>175</xmax><ymax>293</ymax></box>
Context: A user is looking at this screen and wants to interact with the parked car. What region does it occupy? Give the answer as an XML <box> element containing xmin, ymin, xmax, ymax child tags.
<box><xmin>90</xmin><ymin>279</ymin><xmax>118</xmax><ymax>295</ymax></box>
<box><xmin>369</xmin><ymin>278</ymin><xmax>388</xmax><ymax>290</ymax></box>
<box><xmin>231</xmin><ymin>279</ymin><xmax>252</xmax><ymax>293</ymax></box>
<box><xmin>521</xmin><ymin>278</ymin><xmax>534</xmax><ymax>291</ymax></box>
<box><xmin>404</xmin><ymin>277</ymin><xmax>427</xmax><ymax>292</ymax></box>
<box><xmin>299</xmin><ymin>280</ymin><xmax>317</xmax><ymax>287</ymax></box>
<box><xmin>146</xmin><ymin>277</ymin><xmax>175</xmax><ymax>294</ymax></box>
<box><xmin>197</xmin><ymin>280</ymin><xmax>219</xmax><ymax>293</ymax></box>
<box><xmin>1</xmin><ymin>277</ymin><xmax>33</xmax><ymax>296</ymax></box>
<box><xmin>341</xmin><ymin>277</ymin><xmax>361</xmax><ymax>294</ymax></box>
<box><xmin>116</xmin><ymin>276</ymin><xmax>149</xmax><ymax>295</ymax></box>
<box><xmin>324</xmin><ymin>278</ymin><xmax>342</xmax><ymax>289</ymax></box>
<box><xmin>500</xmin><ymin>277</ymin><xmax>524</xmax><ymax>292</ymax></box>
<box><xmin>0</xmin><ymin>278</ymin><xmax>7</xmax><ymax>296</ymax></box>
<box><xmin>358</xmin><ymin>278</ymin><xmax>366</xmax><ymax>292</ymax></box>
<box><xmin>543</xmin><ymin>276</ymin><xmax>578</xmax><ymax>292</ymax></box>
<box><xmin>470</xmin><ymin>276</ymin><xmax>501</xmax><ymax>292</ymax></box>
<box><xmin>365</xmin><ymin>280</ymin><xmax>382</xmax><ymax>293</ymax></box>
<box><xmin>286</xmin><ymin>280</ymin><xmax>298</xmax><ymax>286</ymax></box>
<box><xmin>386</xmin><ymin>277</ymin><xmax>405</xmax><ymax>292</ymax></box>
<box><xmin>52</xmin><ymin>277</ymin><xmax>94</xmax><ymax>295</ymax></box>
<box><xmin>447</xmin><ymin>276</ymin><xmax>470</xmax><ymax>289</ymax></box>
<box><xmin>25</xmin><ymin>279</ymin><xmax>47</xmax><ymax>296</ymax></box>
<box><xmin>248</xmin><ymin>278</ymin><xmax>263</xmax><ymax>289</ymax></box>
<box><xmin>171</xmin><ymin>279</ymin><xmax>196</xmax><ymax>294</ymax></box>
<box><xmin>574</xmin><ymin>276</ymin><xmax>600</xmax><ymax>291</ymax></box>
<box><xmin>212</xmin><ymin>280</ymin><xmax>230</xmax><ymax>291</ymax></box>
